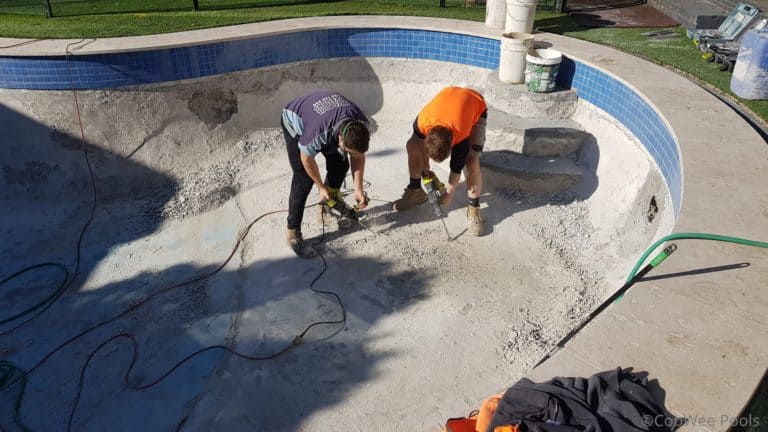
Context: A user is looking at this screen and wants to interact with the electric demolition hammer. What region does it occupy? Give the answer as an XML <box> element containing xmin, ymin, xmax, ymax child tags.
<box><xmin>422</xmin><ymin>177</ymin><xmax>444</xmax><ymax>217</ymax></box>
<box><xmin>323</xmin><ymin>192</ymin><xmax>369</xmax><ymax>221</ymax></box>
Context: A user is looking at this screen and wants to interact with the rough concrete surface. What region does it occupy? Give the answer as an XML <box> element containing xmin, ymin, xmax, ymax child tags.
<box><xmin>0</xmin><ymin>58</ymin><xmax>672</xmax><ymax>431</ymax></box>
<box><xmin>485</xmin><ymin>73</ymin><xmax>580</xmax><ymax>121</ymax></box>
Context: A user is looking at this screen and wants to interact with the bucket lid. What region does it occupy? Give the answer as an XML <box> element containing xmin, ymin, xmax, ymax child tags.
<box><xmin>526</xmin><ymin>48</ymin><xmax>562</xmax><ymax>65</ymax></box>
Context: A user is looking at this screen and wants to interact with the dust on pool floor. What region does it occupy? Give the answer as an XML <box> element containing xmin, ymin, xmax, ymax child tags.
<box><xmin>0</xmin><ymin>54</ymin><xmax>672</xmax><ymax>428</ymax></box>
<box><xmin>0</xmin><ymin>121</ymin><xmax>655</xmax><ymax>430</ymax></box>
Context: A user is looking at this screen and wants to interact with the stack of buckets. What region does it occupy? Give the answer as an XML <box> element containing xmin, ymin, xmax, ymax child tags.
<box><xmin>489</xmin><ymin>0</ymin><xmax>562</xmax><ymax>93</ymax></box>
<box><xmin>731</xmin><ymin>28</ymin><xmax>768</xmax><ymax>100</ymax></box>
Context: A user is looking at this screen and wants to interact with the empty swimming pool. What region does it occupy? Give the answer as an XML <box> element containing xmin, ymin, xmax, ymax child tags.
<box><xmin>1</xmin><ymin>17</ymin><xmax>764</xmax><ymax>432</ymax></box>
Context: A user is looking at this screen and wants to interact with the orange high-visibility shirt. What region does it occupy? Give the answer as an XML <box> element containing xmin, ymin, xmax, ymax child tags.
<box><xmin>416</xmin><ymin>87</ymin><xmax>487</xmax><ymax>147</ymax></box>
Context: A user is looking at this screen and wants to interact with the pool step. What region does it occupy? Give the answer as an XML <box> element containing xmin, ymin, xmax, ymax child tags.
<box><xmin>432</xmin><ymin>148</ymin><xmax>586</xmax><ymax>196</ymax></box>
<box><xmin>484</xmin><ymin>71</ymin><xmax>579</xmax><ymax>120</ymax></box>
<box><xmin>433</xmin><ymin>111</ymin><xmax>594</xmax><ymax>195</ymax></box>
<box><xmin>480</xmin><ymin>151</ymin><xmax>585</xmax><ymax>195</ymax></box>
<box><xmin>485</xmin><ymin>118</ymin><xmax>590</xmax><ymax>158</ymax></box>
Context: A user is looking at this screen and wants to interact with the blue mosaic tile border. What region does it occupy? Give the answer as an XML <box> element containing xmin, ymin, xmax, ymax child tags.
<box><xmin>0</xmin><ymin>29</ymin><xmax>499</xmax><ymax>90</ymax></box>
<box><xmin>558</xmin><ymin>58</ymin><xmax>682</xmax><ymax>215</ymax></box>
<box><xmin>0</xmin><ymin>28</ymin><xmax>681</xmax><ymax>214</ymax></box>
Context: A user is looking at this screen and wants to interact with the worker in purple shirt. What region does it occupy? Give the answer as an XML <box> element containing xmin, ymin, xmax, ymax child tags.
<box><xmin>281</xmin><ymin>90</ymin><xmax>371</xmax><ymax>257</ymax></box>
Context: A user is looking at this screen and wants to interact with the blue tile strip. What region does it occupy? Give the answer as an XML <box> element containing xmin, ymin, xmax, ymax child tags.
<box><xmin>556</xmin><ymin>58</ymin><xmax>682</xmax><ymax>215</ymax></box>
<box><xmin>0</xmin><ymin>28</ymin><xmax>681</xmax><ymax>214</ymax></box>
<box><xmin>0</xmin><ymin>29</ymin><xmax>499</xmax><ymax>90</ymax></box>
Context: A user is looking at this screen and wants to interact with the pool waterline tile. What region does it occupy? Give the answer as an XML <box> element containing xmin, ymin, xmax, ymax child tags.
<box><xmin>0</xmin><ymin>28</ymin><xmax>681</xmax><ymax>215</ymax></box>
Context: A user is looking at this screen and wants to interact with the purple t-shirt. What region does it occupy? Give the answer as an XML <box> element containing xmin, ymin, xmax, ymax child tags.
<box><xmin>281</xmin><ymin>90</ymin><xmax>368</xmax><ymax>157</ymax></box>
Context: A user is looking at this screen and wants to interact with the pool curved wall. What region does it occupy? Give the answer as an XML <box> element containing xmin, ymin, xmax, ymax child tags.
<box><xmin>0</xmin><ymin>27</ymin><xmax>682</xmax><ymax>215</ymax></box>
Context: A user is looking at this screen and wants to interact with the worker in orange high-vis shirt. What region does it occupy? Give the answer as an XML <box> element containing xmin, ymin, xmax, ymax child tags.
<box><xmin>393</xmin><ymin>87</ymin><xmax>487</xmax><ymax>236</ymax></box>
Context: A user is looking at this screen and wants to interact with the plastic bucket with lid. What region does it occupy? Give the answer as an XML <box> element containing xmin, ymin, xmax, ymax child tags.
<box><xmin>525</xmin><ymin>48</ymin><xmax>562</xmax><ymax>92</ymax></box>
<box><xmin>485</xmin><ymin>0</ymin><xmax>507</xmax><ymax>30</ymax></box>
<box><xmin>505</xmin><ymin>0</ymin><xmax>538</xmax><ymax>34</ymax></box>
<box><xmin>498</xmin><ymin>32</ymin><xmax>534</xmax><ymax>84</ymax></box>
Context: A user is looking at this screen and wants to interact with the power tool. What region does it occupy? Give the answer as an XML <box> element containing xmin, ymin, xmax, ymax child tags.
<box><xmin>321</xmin><ymin>190</ymin><xmax>370</xmax><ymax>231</ymax></box>
<box><xmin>422</xmin><ymin>175</ymin><xmax>452</xmax><ymax>241</ymax></box>
<box><xmin>422</xmin><ymin>176</ymin><xmax>444</xmax><ymax>217</ymax></box>
<box><xmin>323</xmin><ymin>196</ymin><xmax>360</xmax><ymax>221</ymax></box>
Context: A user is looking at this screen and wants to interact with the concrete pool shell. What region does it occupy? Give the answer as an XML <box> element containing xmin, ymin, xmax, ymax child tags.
<box><xmin>0</xmin><ymin>17</ymin><xmax>766</xmax><ymax>432</ymax></box>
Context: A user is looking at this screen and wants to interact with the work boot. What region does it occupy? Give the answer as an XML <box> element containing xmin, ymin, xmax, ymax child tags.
<box><xmin>393</xmin><ymin>187</ymin><xmax>427</xmax><ymax>211</ymax></box>
<box><xmin>287</xmin><ymin>228</ymin><xmax>315</xmax><ymax>258</ymax></box>
<box><xmin>467</xmin><ymin>205</ymin><xmax>484</xmax><ymax>236</ymax></box>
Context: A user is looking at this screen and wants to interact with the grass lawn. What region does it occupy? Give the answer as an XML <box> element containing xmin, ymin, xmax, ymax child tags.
<box><xmin>536</xmin><ymin>17</ymin><xmax>768</xmax><ymax>126</ymax></box>
<box><xmin>0</xmin><ymin>0</ymin><xmax>492</xmax><ymax>38</ymax></box>
<box><xmin>0</xmin><ymin>3</ymin><xmax>766</xmax><ymax>428</ymax></box>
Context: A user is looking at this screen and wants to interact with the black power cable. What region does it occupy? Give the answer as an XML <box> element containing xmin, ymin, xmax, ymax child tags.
<box><xmin>0</xmin><ymin>41</ymin><xmax>98</xmax><ymax>337</ymax></box>
<box><xmin>0</xmin><ymin>44</ymin><xmax>348</xmax><ymax>432</ymax></box>
<box><xmin>2</xmin><ymin>206</ymin><xmax>343</xmax><ymax>431</ymax></box>
<box><xmin>0</xmin><ymin>263</ymin><xmax>67</xmax><ymax>326</ymax></box>
<box><xmin>66</xmin><ymin>219</ymin><xmax>340</xmax><ymax>431</ymax></box>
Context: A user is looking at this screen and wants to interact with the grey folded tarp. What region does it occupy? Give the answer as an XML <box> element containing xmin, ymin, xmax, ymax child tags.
<box><xmin>487</xmin><ymin>367</ymin><xmax>683</xmax><ymax>432</ymax></box>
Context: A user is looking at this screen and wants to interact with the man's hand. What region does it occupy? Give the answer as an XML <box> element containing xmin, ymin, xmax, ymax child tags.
<box><xmin>350</xmin><ymin>152</ymin><xmax>366</xmax><ymax>209</ymax></box>
<box><xmin>440</xmin><ymin>190</ymin><xmax>454</xmax><ymax>207</ymax></box>
<box><xmin>355</xmin><ymin>190</ymin><xmax>369</xmax><ymax>209</ymax></box>
<box><xmin>318</xmin><ymin>185</ymin><xmax>331</xmax><ymax>202</ymax></box>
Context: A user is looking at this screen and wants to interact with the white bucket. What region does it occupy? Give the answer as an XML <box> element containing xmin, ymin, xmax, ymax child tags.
<box><xmin>525</xmin><ymin>48</ymin><xmax>562</xmax><ymax>92</ymax></box>
<box><xmin>485</xmin><ymin>0</ymin><xmax>507</xmax><ymax>30</ymax></box>
<box><xmin>505</xmin><ymin>0</ymin><xmax>539</xmax><ymax>34</ymax></box>
<box><xmin>498</xmin><ymin>32</ymin><xmax>534</xmax><ymax>84</ymax></box>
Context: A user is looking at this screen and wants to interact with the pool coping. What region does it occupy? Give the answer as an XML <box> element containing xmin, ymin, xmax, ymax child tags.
<box><xmin>0</xmin><ymin>16</ymin><xmax>495</xmax><ymax>56</ymax></box>
<box><xmin>2</xmin><ymin>16</ymin><xmax>767</xmax><ymax>431</ymax></box>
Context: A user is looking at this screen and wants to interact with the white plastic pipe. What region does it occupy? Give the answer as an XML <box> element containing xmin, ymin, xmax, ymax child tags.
<box><xmin>485</xmin><ymin>0</ymin><xmax>507</xmax><ymax>29</ymax></box>
<box><xmin>505</xmin><ymin>0</ymin><xmax>539</xmax><ymax>34</ymax></box>
<box><xmin>498</xmin><ymin>32</ymin><xmax>534</xmax><ymax>84</ymax></box>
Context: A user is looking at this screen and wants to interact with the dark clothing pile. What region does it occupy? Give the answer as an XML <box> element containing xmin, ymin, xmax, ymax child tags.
<box><xmin>487</xmin><ymin>368</ymin><xmax>683</xmax><ymax>432</ymax></box>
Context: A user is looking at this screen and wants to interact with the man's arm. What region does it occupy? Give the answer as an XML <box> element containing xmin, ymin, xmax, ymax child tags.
<box><xmin>441</xmin><ymin>171</ymin><xmax>461</xmax><ymax>207</ymax></box>
<box><xmin>441</xmin><ymin>140</ymin><xmax>470</xmax><ymax>206</ymax></box>
<box><xmin>447</xmin><ymin>171</ymin><xmax>461</xmax><ymax>191</ymax></box>
<box><xmin>300</xmin><ymin>152</ymin><xmax>331</xmax><ymax>201</ymax></box>
<box><xmin>350</xmin><ymin>153</ymin><xmax>367</xmax><ymax>208</ymax></box>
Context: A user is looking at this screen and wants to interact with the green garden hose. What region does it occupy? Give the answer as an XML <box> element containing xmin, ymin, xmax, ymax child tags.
<box><xmin>535</xmin><ymin>231</ymin><xmax>768</xmax><ymax>368</ymax></box>
<box><xmin>626</xmin><ymin>233</ymin><xmax>768</xmax><ymax>283</ymax></box>
<box><xmin>4</xmin><ymin>231</ymin><xmax>768</xmax><ymax>428</ymax></box>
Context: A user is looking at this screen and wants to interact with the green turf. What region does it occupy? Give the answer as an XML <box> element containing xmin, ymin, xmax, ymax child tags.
<box><xmin>536</xmin><ymin>19</ymin><xmax>768</xmax><ymax>125</ymax></box>
<box><xmin>1</xmin><ymin>0</ymin><xmax>194</xmax><ymax>16</ymax></box>
<box><xmin>0</xmin><ymin>2</ymin><xmax>502</xmax><ymax>38</ymax></box>
<box><xmin>0</xmin><ymin>0</ymin><xmax>481</xmax><ymax>16</ymax></box>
